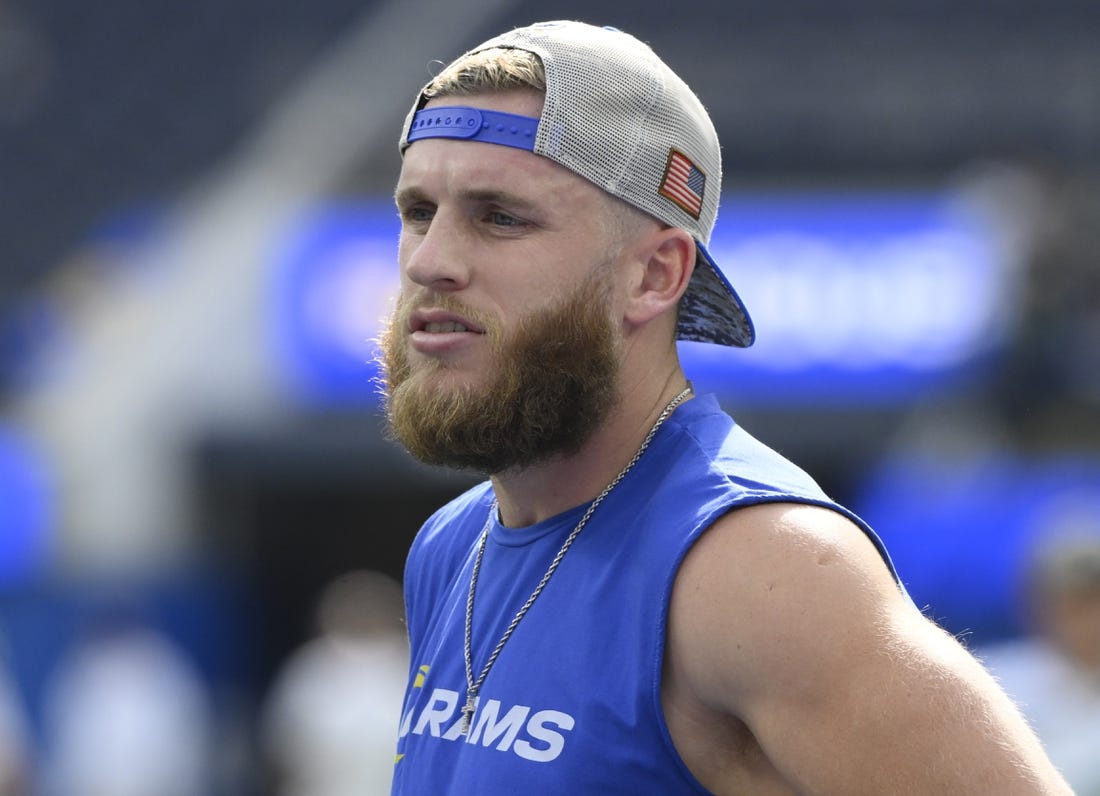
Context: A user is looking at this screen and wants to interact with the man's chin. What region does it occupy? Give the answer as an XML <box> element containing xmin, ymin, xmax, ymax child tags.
<box><xmin>399</xmin><ymin>364</ymin><xmax>491</xmax><ymax>403</ymax></box>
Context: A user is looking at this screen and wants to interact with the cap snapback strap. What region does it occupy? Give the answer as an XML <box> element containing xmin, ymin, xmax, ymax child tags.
<box><xmin>406</xmin><ymin>106</ymin><xmax>539</xmax><ymax>151</ymax></box>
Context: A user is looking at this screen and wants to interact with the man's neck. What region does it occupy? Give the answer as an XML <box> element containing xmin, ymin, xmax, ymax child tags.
<box><xmin>489</xmin><ymin>370</ymin><xmax>691</xmax><ymax>528</ymax></box>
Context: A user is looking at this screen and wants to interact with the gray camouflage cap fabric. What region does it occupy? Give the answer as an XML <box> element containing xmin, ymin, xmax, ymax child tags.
<box><xmin>400</xmin><ymin>20</ymin><xmax>755</xmax><ymax>347</ymax></box>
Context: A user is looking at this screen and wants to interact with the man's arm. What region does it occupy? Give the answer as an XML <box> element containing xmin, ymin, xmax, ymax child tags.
<box><xmin>665</xmin><ymin>502</ymin><xmax>1071</xmax><ymax>795</ymax></box>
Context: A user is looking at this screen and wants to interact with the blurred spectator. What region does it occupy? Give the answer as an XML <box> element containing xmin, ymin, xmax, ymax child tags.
<box><xmin>995</xmin><ymin>165</ymin><xmax>1100</xmax><ymax>451</ymax></box>
<box><xmin>982</xmin><ymin>534</ymin><xmax>1100</xmax><ymax>794</ymax></box>
<box><xmin>40</xmin><ymin>599</ymin><xmax>214</xmax><ymax>796</ymax></box>
<box><xmin>260</xmin><ymin>569</ymin><xmax>408</xmax><ymax>796</ymax></box>
<box><xmin>0</xmin><ymin>649</ymin><xmax>31</xmax><ymax>796</ymax></box>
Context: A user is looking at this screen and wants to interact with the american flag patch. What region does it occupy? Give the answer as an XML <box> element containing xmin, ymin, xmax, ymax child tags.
<box><xmin>659</xmin><ymin>149</ymin><xmax>706</xmax><ymax>218</ymax></box>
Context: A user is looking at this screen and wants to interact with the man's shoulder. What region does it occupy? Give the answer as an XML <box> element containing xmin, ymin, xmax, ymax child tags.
<box><xmin>667</xmin><ymin>502</ymin><xmax>901</xmax><ymax>660</ymax></box>
<box><xmin>682</xmin><ymin>501</ymin><xmax>900</xmax><ymax>602</ymax></box>
<box><xmin>666</xmin><ymin>395</ymin><xmax>827</xmax><ymax>502</ymax></box>
<box><xmin>693</xmin><ymin>501</ymin><xmax>873</xmax><ymax>568</ymax></box>
<box><xmin>666</xmin><ymin>501</ymin><xmax>913</xmax><ymax>710</ymax></box>
<box><xmin>412</xmin><ymin>480</ymin><xmax>494</xmax><ymax>554</ymax></box>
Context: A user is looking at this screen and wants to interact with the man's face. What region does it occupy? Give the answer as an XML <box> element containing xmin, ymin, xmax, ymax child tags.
<box><xmin>381</xmin><ymin>90</ymin><xmax>627</xmax><ymax>473</ymax></box>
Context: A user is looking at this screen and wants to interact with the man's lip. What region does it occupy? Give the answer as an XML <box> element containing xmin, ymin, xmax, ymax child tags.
<box><xmin>408</xmin><ymin>308</ymin><xmax>485</xmax><ymax>334</ymax></box>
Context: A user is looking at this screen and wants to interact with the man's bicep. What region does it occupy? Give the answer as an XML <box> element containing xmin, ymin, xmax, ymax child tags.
<box><xmin>669</xmin><ymin>504</ymin><xmax>1070</xmax><ymax>794</ymax></box>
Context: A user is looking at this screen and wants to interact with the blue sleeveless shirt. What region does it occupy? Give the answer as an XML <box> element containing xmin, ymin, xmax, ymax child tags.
<box><xmin>392</xmin><ymin>394</ymin><xmax>899</xmax><ymax>794</ymax></box>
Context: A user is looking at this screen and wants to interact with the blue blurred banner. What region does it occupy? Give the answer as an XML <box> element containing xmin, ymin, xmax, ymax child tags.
<box><xmin>269</xmin><ymin>190</ymin><xmax>1013</xmax><ymax>408</ymax></box>
<box><xmin>682</xmin><ymin>190</ymin><xmax>1010</xmax><ymax>405</ymax></box>
<box><xmin>0</xmin><ymin>426</ymin><xmax>51</xmax><ymax>586</ymax></box>
<box><xmin>270</xmin><ymin>203</ymin><xmax>398</xmax><ymax>406</ymax></box>
<box><xmin>855</xmin><ymin>453</ymin><xmax>1100</xmax><ymax>642</ymax></box>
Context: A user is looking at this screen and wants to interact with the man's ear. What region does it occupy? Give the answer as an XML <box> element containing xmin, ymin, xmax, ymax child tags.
<box><xmin>623</xmin><ymin>226</ymin><xmax>696</xmax><ymax>328</ymax></box>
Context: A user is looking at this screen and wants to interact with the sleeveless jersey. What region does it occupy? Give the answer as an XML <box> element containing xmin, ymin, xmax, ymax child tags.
<box><xmin>391</xmin><ymin>394</ymin><xmax>900</xmax><ymax>794</ymax></box>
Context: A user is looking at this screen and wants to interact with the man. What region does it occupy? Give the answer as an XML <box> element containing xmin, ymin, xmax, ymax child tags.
<box><xmin>381</xmin><ymin>20</ymin><xmax>1069</xmax><ymax>794</ymax></box>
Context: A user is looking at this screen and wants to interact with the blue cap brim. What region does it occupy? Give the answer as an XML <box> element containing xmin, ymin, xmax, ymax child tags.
<box><xmin>677</xmin><ymin>242</ymin><xmax>755</xmax><ymax>347</ymax></box>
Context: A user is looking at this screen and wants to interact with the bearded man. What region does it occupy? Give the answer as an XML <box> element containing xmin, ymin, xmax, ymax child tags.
<box><xmin>380</xmin><ymin>20</ymin><xmax>1069</xmax><ymax>796</ymax></box>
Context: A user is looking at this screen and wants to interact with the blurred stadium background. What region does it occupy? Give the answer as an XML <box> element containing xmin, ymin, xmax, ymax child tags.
<box><xmin>1</xmin><ymin>0</ymin><xmax>1098</xmax><ymax>792</ymax></box>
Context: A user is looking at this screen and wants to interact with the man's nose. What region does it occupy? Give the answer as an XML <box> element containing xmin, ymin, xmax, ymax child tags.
<box><xmin>402</xmin><ymin>214</ymin><xmax>471</xmax><ymax>292</ymax></box>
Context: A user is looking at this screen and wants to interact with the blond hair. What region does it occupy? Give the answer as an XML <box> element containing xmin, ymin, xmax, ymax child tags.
<box><xmin>423</xmin><ymin>47</ymin><xmax>546</xmax><ymax>100</ymax></box>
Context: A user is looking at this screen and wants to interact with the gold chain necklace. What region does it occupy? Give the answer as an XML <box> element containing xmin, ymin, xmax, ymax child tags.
<box><xmin>459</xmin><ymin>386</ymin><xmax>693</xmax><ymax>735</ymax></box>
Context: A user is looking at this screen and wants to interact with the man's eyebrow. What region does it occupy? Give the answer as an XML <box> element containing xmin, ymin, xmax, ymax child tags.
<box><xmin>394</xmin><ymin>186</ymin><xmax>427</xmax><ymax>208</ymax></box>
<box><xmin>460</xmin><ymin>188</ymin><xmax>540</xmax><ymax>211</ymax></box>
<box><xmin>394</xmin><ymin>185</ymin><xmax>542</xmax><ymax>214</ymax></box>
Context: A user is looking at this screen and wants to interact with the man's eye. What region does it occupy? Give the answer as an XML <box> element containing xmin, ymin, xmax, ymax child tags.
<box><xmin>488</xmin><ymin>211</ymin><xmax>521</xmax><ymax>227</ymax></box>
<box><xmin>404</xmin><ymin>206</ymin><xmax>434</xmax><ymax>224</ymax></box>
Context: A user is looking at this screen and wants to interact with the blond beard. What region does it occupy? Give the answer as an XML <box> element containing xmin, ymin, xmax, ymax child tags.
<box><xmin>379</xmin><ymin>268</ymin><xmax>621</xmax><ymax>474</ymax></box>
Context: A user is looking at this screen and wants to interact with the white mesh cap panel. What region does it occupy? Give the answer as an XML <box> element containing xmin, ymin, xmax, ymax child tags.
<box><xmin>474</xmin><ymin>22</ymin><xmax>719</xmax><ymax>245</ymax></box>
<box><xmin>403</xmin><ymin>21</ymin><xmax>755</xmax><ymax>347</ymax></box>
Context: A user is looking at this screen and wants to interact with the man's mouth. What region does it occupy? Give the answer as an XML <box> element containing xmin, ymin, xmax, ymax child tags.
<box><xmin>410</xmin><ymin>308</ymin><xmax>484</xmax><ymax>336</ymax></box>
<box><xmin>423</xmin><ymin>320</ymin><xmax>471</xmax><ymax>334</ymax></box>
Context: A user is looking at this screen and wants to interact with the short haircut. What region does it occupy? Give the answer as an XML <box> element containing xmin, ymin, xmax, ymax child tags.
<box><xmin>423</xmin><ymin>47</ymin><xmax>546</xmax><ymax>99</ymax></box>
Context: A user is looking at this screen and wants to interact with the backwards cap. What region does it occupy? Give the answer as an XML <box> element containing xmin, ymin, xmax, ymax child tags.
<box><xmin>399</xmin><ymin>20</ymin><xmax>754</xmax><ymax>347</ymax></box>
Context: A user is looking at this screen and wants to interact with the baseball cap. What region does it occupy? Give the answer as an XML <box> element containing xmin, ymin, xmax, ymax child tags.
<box><xmin>399</xmin><ymin>20</ymin><xmax>755</xmax><ymax>348</ymax></box>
